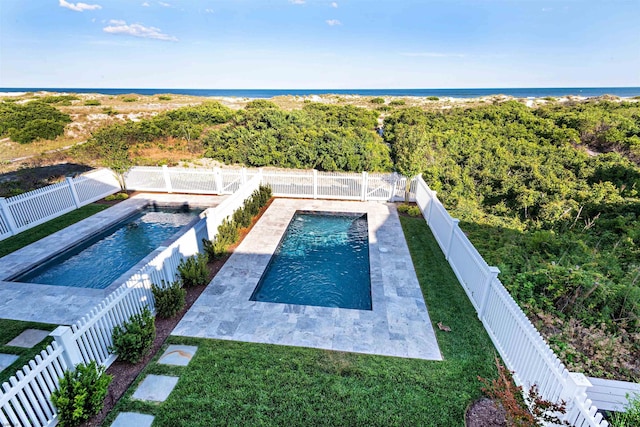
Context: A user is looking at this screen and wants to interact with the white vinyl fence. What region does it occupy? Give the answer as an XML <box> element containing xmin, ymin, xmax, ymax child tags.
<box><xmin>124</xmin><ymin>166</ymin><xmax>415</xmax><ymax>202</ymax></box>
<box><xmin>0</xmin><ymin>169</ymin><xmax>120</xmax><ymax>242</ymax></box>
<box><xmin>414</xmin><ymin>176</ymin><xmax>609</xmax><ymax>427</ymax></box>
<box><xmin>0</xmin><ymin>175</ymin><xmax>262</xmax><ymax>427</ymax></box>
<box><xmin>587</xmin><ymin>377</ymin><xmax>640</xmax><ymax>412</ymax></box>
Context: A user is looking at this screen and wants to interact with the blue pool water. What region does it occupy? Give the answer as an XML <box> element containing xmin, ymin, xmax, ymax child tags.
<box><xmin>14</xmin><ymin>207</ymin><xmax>199</xmax><ymax>289</ymax></box>
<box><xmin>251</xmin><ymin>212</ymin><xmax>371</xmax><ymax>310</ymax></box>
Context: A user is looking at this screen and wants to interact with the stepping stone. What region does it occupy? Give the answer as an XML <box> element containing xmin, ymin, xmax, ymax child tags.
<box><xmin>111</xmin><ymin>412</ymin><xmax>154</xmax><ymax>427</ymax></box>
<box><xmin>158</xmin><ymin>345</ymin><xmax>198</xmax><ymax>366</ymax></box>
<box><xmin>0</xmin><ymin>353</ymin><xmax>19</xmax><ymax>372</ymax></box>
<box><xmin>132</xmin><ymin>375</ymin><xmax>179</xmax><ymax>402</ymax></box>
<box><xmin>6</xmin><ymin>329</ymin><xmax>50</xmax><ymax>348</ymax></box>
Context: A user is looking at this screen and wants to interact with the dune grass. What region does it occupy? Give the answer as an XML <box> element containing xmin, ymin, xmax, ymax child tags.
<box><xmin>0</xmin><ymin>203</ymin><xmax>108</xmax><ymax>258</ymax></box>
<box><xmin>103</xmin><ymin>216</ymin><xmax>497</xmax><ymax>426</ymax></box>
<box><xmin>0</xmin><ymin>319</ymin><xmax>57</xmax><ymax>384</ymax></box>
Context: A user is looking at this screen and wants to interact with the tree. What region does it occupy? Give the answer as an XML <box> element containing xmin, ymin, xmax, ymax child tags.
<box><xmin>392</xmin><ymin>124</ymin><xmax>430</xmax><ymax>200</ymax></box>
<box><xmin>87</xmin><ymin>124</ymin><xmax>132</xmax><ymax>189</ymax></box>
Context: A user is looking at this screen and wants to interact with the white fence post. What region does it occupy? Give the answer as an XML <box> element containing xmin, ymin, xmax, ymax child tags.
<box><xmin>446</xmin><ymin>218</ymin><xmax>460</xmax><ymax>261</ymax></box>
<box><xmin>478</xmin><ymin>266</ymin><xmax>500</xmax><ymax>320</ymax></box>
<box><xmin>361</xmin><ymin>171</ymin><xmax>368</xmax><ymax>201</ymax></box>
<box><xmin>162</xmin><ymin>165</ymin><xmax>173</xmax><ymax>192</ymax></box>
<box><xmin>389</xmin><ymin>173</ymin><xmax>398</xmax><ymax>201</ymax></box>
<box><xmin>66</xmin><ymin>177</ymin><xmax>82</xmax><ymax>208</ymax></box>
<box><xmin>241</xmin><ymin>167</ymin><xmax>247</xmax><ymax>185</ymax></box>
<box><xmin>427</xmin><ymin>191</ymin><xmax>436</xmax><ymax>224</ymax></box>
<box><xmin>214</xmin><ymin>167</ymin><xmax>223</xmax><ymax>194</ymax></box>
<box><xmin>313</xmin><ymin>169</ymin><xmax>318</xmax><ymax>199</ymax></box>
<box><xmin>562</xmin><ymin>373</ymin><xmax>594</xmax><ymax>419</ymax></box>
<box><xmin>50</xmin><ymin>326</ymin><xmax>84</xmax><ymax>370</ymax></box>
<box><xmin>0</xmin><ymin>197</ymin><xmax>18</xmax><ymax>235</ymax></box>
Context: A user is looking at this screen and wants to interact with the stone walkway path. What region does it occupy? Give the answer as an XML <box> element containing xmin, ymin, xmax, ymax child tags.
<box><xmin>0</xmin><ymin>328</ymin><xmax>50</xmax><ymax>373</ymax></box>
<box><xmin>110</xmin><ymin>345</ymin><xmax>198</xmax><ymax>426</ymax></box>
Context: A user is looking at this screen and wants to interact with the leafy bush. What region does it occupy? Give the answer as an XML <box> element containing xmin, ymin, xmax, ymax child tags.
<box><xmin>104</xmin><ymin>192</ymin><xmax>128</xmax><ymax>201</ymax></box>
<box><xmin>426</xmin><ymin>96</ymin><xmax>439</xmax><ymax>101</ymax></box>
<box><xmin>40</xmin><ymin>95</ymin><xmax>79</xmax><ymax>105</ymax></box>
<box><xmin>50</xmin><ymin>361</ymin><xmax>112</xmax><ymax>427</ymax></box>
<box><xmin>109</xmin><ymin>307</ymin><xmax>155</xmax><ymax>364</ymax></box>
<box><xmin>158</xmin><ymin>95</ymin><xmax>172</xmax><ymax>101</ymax></box>
<box><xmin>177</xmin><ymin>253</ymin><xmax>209</xmax><ymax>287</ymax></box>
<box><xmin>121</xmin><ymin>96</ymin><xmax>138</xmax><ymax>102</ymax></box>
<box><xmin>101</xmin><ymin>107</ymin><xmax>118</xmax><ymax>116</ymax></box>
<box><xmin>397</xmin><ymin>203</ymin><xmax>420</xmax><ymax>216</ymax></box>
<box><xmin>0</xmin><ymin>100</ymin><xmax>71</xmax><ymax>143</ymax></box>
<box><xmin>610</xmin><ymin>394</ymin><xmax>640</xmax><ymax>427</ymax></box>
<box><xmin>389</xmin><ymin>99</ymin><xmax>406</xmax><ymax>106</ymax></box>
<box><xmin>478</xmin><ymin>356</ymin><xmax>568</xmax><ymax>426</ymax></box>
<box><xmin>84</xmin><ymin>99</ymin><xmax>101</xmax><ymax>106</ymax></box>
<box><xmin>370</xmin><ymin>97</ymin><xmax>385</xmax><ymax>104</ymax></box>
<box><xmin>152</xmin><ymin>281</ymin><xmax>186</xmax><ymax>318</ymax></box>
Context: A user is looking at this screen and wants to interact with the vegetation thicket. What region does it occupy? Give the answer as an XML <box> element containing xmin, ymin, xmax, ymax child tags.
<box><xmin>385</xmin><ymin>100</ymin><xmax>640</xmax><ymax>381</ymax></box>
<box><xmin>202</xmin><ymin>101</ymin><xmax>392</xmax><ymax>171</ymax></box>
<box><xmin>0</xmin><ymin>100</ymin><xmax>72</xmax><ymax>143</ymax></box>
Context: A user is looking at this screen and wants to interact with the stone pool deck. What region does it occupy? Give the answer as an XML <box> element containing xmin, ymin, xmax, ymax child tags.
<box><xmin>0</xmin><ymin>194</ymin><xmax>225</xmax><ymax>325</ymax></box>
<box><xmin>173</xmin><ymin>199</ymin><xmax>442</xmax><ymax>360</ymax></box>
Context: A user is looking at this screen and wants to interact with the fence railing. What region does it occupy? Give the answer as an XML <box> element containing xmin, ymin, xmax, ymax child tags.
<box><xmin>0</xmin><ymin>169</ymin><xmax>120</xmax><ymax>242</ymax></box>
<box><xmin>0</xmin><ymin>175</ymin><xmax>261</xmax><ymax>427</ymax></box>
<box><xmin>414</xmin><ymin>176</ymin><xmax>609</xmax><ymax>427</ymax></box>
<box><xmin>587</xmin><ymin>377</ymin><xmax>640</xmax><ymax>412</ymax></box>
<box><xmin>124</xmin><ymin>166</ymin><xmax>415</xmax><ymax>202</ymax></box>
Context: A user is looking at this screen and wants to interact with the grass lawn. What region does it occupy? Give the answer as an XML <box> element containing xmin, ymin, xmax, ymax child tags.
<box><xmin>104</xmin><ymin>216</ymin><xmax>498</xmax><ymax>426</ymax></box>
<box><xmin>0</xmin><ymin>203</ymin><xmax>108</xmax><ymax>258</ymax></box>
<box><xmin>0</xmin><ymin>319</ymin><xmax>57</xmax><ymax>384</ymax></box>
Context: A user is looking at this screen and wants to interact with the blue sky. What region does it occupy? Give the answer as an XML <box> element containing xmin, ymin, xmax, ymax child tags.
<box><xmin>0</xmin><ymin>0</ymin><xmax>638</xmax><ymax>88</ymax></box>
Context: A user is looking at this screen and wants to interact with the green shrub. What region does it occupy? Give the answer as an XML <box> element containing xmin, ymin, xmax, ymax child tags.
<box><xmin>84</xmin><ymin>99</ymin><xmax>101</xmax><ymax>106</ymax></box>
<box><xmin>389</xmin><ymin>99</ymin><xmax>406</xmax><ymax>106</ymax></box>
<box><xmin>177</xmin><ymin>253</ymin><xmax>209</xmax><ymax>287</ymax></box>
<box><xmin>152</xmin><ymin>281</ymin><xmax>186</xmax><ymax>318</ymax></box>
<box><xmin>158</xmin><ymin>95</ymin><xmax>172</xmax><ymax>101</ymax></box>
<box><xmin>8</xmin><ymin>119</ymin><xmax>66</xmax><ymax>143</ymax></box>
<box><xmin>426</xmin><ymin>96</ymin><xmax>439</xmax><ymax>101</ymax></box>
<box><xmin>50</xmin><ymin>361</ymin><xmax>112</xmax><ymax>427</ymax></box>
<box><xmin>121</xmin><ymin>96</ymin><xmax>138</xmax><ymax>103</ymax></box>
<box><xmin>370</xmin><ymin>97</ymin><xmax>385</xmax><ymax>104</ymax></box>
<box><xmin>610</xmin><ymin>394</ymin><xmax>640</xmax><ymax>427</ymax></box>
<box><xmin>109</xmin><ymin>307</ymin><xmax>155</xmax><ymax>364</ymax></box>
<box><xmin>397</xmin><ymin>203</ymin><xmax>410</xmax><ymax>213</ymax></box>
<box><xmin>104</xmin><ymin>192</ymin><xmax>128</xmax><ymax>201</ymax></box>
<box><xmin>102</xmin><ymin>107</ymin><xmax>118</xmax><ymax>116</ymax></box>
<box><xmin>0</xmin><ymin>101</ymin><xmax>71</xmax><ymax>143</ymax></box>
<box><xmin>407</xmin><ymin>206</ymin><xmax>421</xmax><ymax>217</ymax></box>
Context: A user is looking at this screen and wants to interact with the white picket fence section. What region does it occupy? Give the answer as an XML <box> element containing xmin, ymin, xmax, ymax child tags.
<box><xmin>414</xmin><ymin>176</ymin><xmax>609</xmax><ymax>427</ymax></box>
<box><xmin>0</xmin><ymin>175</ymin><xmax>262</xmax><ymax>427</ymax></box>
<box><xmin>0</xmin><ymin>169</ymin><xmax>120</xmax><ymax>242</ymax></box>
<box><xmin>124</xmin><ymin>166</ymin><xmax>415</xmax><ymax>202</ymax></box>
<box><xmin>587</xmin><ymin>377</ymin><xmax>640</xmax><ymax>412</ymax></box>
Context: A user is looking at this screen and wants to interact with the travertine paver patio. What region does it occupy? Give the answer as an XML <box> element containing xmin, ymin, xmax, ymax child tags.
<box><xmin>0</xmin><ymin>194</ymin><xmax>225</xmax><ymax>324</ymax></box>
<box><xmin>173</xmin><ymin>199</ymin><xmax>442</xmax><ymax>360</ymax></box>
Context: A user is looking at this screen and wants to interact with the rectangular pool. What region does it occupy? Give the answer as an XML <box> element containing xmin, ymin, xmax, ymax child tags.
<box><xmin>250</xmin><ymin>211</ymin><xmax>372</xmax><ymax>310</ymax></box>
<box><xmin>13</xmin><ymin>205</ymin><xmax>200</xmax><ymax>289</ymax></box>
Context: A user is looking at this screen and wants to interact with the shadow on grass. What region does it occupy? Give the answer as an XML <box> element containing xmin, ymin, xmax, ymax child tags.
<box><xmin>102</xmin><ymin>216</ymin><xmax>497</xmax><ymax>427</ymax></box>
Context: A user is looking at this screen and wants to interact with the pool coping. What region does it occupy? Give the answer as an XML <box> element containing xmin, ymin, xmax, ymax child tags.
<box><xmin>0</xmin><ymin>193</ymin><xmax>226</xmax><ymax>324</ymax></box>
<box><xmin>173</xmin><ymin>198</ymin><xmax>442</xmax><ymax>360</ymax></box>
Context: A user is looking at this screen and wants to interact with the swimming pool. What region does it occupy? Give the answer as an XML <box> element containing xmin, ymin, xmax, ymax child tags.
<box><xmin>13</xmin><ymin>206</ymin><xmax>200</xmax><ymax>289</ymax></box>
<box><xmin>250</xmin><ymin>211</ymin><xmax>372</xmax><ymax>310</ymax></box>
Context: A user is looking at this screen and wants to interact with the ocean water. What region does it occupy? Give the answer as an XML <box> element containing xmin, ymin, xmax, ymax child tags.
<box><xmin>1</xmin><ymin>87</ymin><xmax>639</xmax><ymax>99</ymax></box>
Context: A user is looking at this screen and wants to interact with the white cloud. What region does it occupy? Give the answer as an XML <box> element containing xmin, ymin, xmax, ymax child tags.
<box><xmin>103</xmin><ymin>20</ymin><xmax>178</xmax><ymax>41</ymax></box>
<box><xmin>59</xmin><ymin>0</ymin><xmax>102</xmax><ymax>12</ymax></box>
<box><xmin>325</xmin><ymin>19</ymin><xmax>341</xmax><ymax>26</ymax></box>
<box><xmin>290</xmin><ymin>0</ymin><xmax>305</xmax><ymax>4</ymax></box>
<box><xmin>205</xmin><ymin>8</ymin><xmax>214</xmax><ymax>13</ymax></box>
<box><xmin>400</xmin><ymin>52</ymin><xmax>466</xmax><ymax>58</ymax></box>
<box><xmin>159</xmin><ymin>1</ymin><xmax>171</xmax><ymax>6</ymax></box>
<box><xmin>331</xmin><ymin>2</ymin><xmax>338</xmax><ymax>7</ymax></box>
<box><xmin>542</xmin><ymin>7</ymin><xmax>553</xmax><ymax>12</ymax></box>
<box><xmin>142</xmin><ymin>1</ymin><xmax>150</xmax><ymax>6</ymax></box>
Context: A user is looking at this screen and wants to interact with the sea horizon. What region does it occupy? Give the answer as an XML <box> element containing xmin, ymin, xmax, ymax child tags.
<box><xmin>1</xmin><ymin>87</ymin><xmax>640</xmax><ymax>99</ymax></box>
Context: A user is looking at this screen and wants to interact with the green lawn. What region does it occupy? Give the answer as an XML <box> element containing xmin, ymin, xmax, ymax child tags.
<box><xmin>104</xmin><ymin>217</ymin><xmax>498</xmax><ymax>426</ymax></box>
<box><xmin>0</xmin><ymin>319</ymin><xmax>57</xmax><ymax>384</ymax></box>
<box><xmin>0</xmin><ymin>204</ymin><xmax>108</xmax><ymax>258</ymax></box>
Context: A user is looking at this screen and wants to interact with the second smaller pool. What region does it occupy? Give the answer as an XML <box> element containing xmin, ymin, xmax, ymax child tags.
<box><xmin>250</xmin><ymin>211</ymin><xmax>372</xmax><ymax>310</ymax></box>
